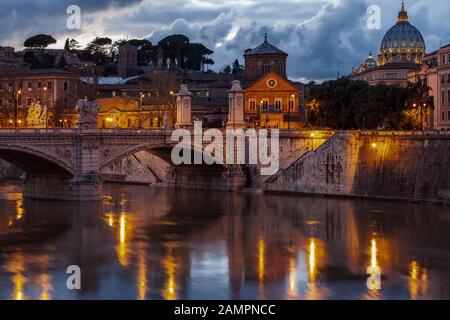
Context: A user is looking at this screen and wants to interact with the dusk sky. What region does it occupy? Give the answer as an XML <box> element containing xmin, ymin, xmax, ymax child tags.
<box><xmin>1</xmin><ymin>0</ymin><xmax>449</xmax><ymax>82</ymax></box>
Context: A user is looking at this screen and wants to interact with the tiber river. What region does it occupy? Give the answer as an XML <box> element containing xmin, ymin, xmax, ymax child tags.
<box><xmin>0</xmin><ymin>182</ymin><xmax>450</xmax><ymax>300</ymax></box>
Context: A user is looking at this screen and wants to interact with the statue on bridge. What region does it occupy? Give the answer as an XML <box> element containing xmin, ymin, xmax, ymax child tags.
<box><xmin>76</xmin><ymin>99</ymin><xmax>99</xmax><ymax>130</ymax></box>
<box><xmin>26</xmin><ymin>102</ymin><xmax>47</xmax><ymax>128</ymax></box>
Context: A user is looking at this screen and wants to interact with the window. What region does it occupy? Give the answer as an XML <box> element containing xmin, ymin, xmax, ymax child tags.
<box><xmin>442</xmin><ymin>91</ymin><xmax>446</xmax><ymax>106</ymax></box>
<box><xmin>64</xmin><ymin>98</ymin><xmax>68</xmax><ymax>108</ymax></box>
<box><xmin>441</xmin><ymin>75</ymin><xmax>445</xmax><ymax>84</ymax></box>
<box><xmin>448</xmin><ymin>90</ymin><xmax>450</xmax><ymax>104</ymax></box>
<box><xmin>386</xmin><ymin>72</ymin><xmax>398</xmax><ymax>79</ymax></box>
<box><xmin>64</xmin><ymin>82</ymin><xmax>68</xmax><ymax>91</ymax></box>
<box><xmin>261</xmin><ymin>99</ymin><xmax>269</xmax><ymax>111</ymax></box>
<box><xmin>112</xmin><ymin>91</ymin><xmax>116</xmax><ymax>97</ymax></box>
<box><xmin>27</xmin><ymin>98</ymin><xmax>32</xmax><ymax>106</ymax></box>
<box><xmin>249</xmin><ymin>99</ymin><xmax>256</xmax><ymax>111</ymax></box>
<box><xmin>37</xmin><ymin>82</ymin><xmax>42</xmax><ymax>90</ymax></box>
<box><xmin>28</xmin><ymin>82</ymin><xmax>32</xmax><ymax>91</ymax></box>
<box><xmin>442</xmin><ymin>111</ymin><xmax>445</xmax><ymax>121</ymax></box>
<box><xmin>289</xmin><ymin>98</ymin><xmax>295</xmax><ymax>110</ymax></box>
<box><xmin>47</xmin><ymin>82</ymin><xmax>52</xmax><ymax>90</ymax></box>
<box><xmin>442</xmin><ymin>55</ymin><xmax>446</xmax><ymax>65</ymax></box>
<box><xmin>262</xmin><ymin>62</ymin><xmax>270</xmax><ymax>75</ymax></box>
<box><xmin>448</xmin><ymin>111</ymin><xmax>450</xmax><ymax>122</ymax></box>
<box><xmin>275</xmin><ymin>99</ymin><xmax>282</xmax><ymax>111</ymax></box>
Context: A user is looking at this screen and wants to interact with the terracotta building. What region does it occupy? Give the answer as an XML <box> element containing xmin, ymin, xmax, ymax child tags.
<box><xmin>245</xmin><ymin>71</ymin><xmax>301</xmax><ymax>128</ymax></box>
<box><xmin>0</xmin><ymin>69</ymin><xmax>81</xmax><ymax>127</ymax></box>
<box><xmin>409</xmin><ymin>44</ymin><xmax>450</xmax><ymax>130</ymax></box>
<box><xmin>243</xmin><ymin>35</ymin><xmax>303</xmax><ymax>128</ymax></box>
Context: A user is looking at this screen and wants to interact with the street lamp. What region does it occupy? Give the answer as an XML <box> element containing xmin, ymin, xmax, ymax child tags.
<box><xmin>288</xmin><ymin>94</ymin><xmax>295</xmax><ymax>131</ymax></box>
<box><xmin>15</xmin><ymin>89</ymin><xmax>22</xmax><ymax>128</ymax></box>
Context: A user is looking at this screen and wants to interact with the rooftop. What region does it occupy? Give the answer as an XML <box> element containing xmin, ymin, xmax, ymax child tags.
<box><xmin>244</xmin><ymin>34</ymin><xmax>288</xmax><ymax>56</ymax></box>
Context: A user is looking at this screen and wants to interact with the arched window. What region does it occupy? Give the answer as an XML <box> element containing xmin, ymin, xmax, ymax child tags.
<box><xmin>275</xmin><ymin>99</ymin><xmax>282</xmax><ymax>111</ymax></box>
<box><xmin>262</xmin><ymin>62</ymin><xmax>270</xmax><ymax>75</ymax></box>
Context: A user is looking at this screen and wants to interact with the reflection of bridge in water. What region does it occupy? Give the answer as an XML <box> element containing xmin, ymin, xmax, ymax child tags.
<box><xmin>1</xmin><ymin>185</ymin><xmax>447</xmax><ymax>299</ymax></box>
<box><xmin>0</xmin><ymin>128</ymin><xmax>332</xmax><ymax>201</ymax></box>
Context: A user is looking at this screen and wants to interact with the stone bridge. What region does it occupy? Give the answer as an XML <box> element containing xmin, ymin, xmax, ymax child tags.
<box><xmin>0</xmin><ymin>127</ymin><xmax>333</xmax><ymax>201</ymax></box>
<box><xmin>0</xmin><ymin>128</ymin><xmax>172</xmax><ymax>200</ymax></box>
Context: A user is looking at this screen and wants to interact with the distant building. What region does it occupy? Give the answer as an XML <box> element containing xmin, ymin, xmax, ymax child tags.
<box><xmin>23</xmin><ymin>48</ymin><xmax>83</xmax><ymax>68</ymax></box>
<box><xmin>350</xmin><ymin>3</ymin><xmax>425</xmax><ymax>87</ymax></box>
<box><xmin>0</xmin><ymin>46</ymin><xmax>28</xmax><ymax>73</ymax></box>
<box><xmin>118</xmin><ymin>44</ymin><xmax>139</xmax><ymax>77</ymax></box>
<box><xmin>96</xmin><ymin>97</ymin><xmax>153</xmax><ymax>128</ymax></box>
<box><xmin>0</xmin><ymin>69</ymin><xmax>81</xmax><ymax>127</ymax></box>
<box><xmin>243</xmin><ymin>34</ymin><xmax>304</xmax><ymax>128</ymax></box>
<box><xmin>409</xmin><ymin>44</ymin><xmax>450</xmax><ymax>130</ymax></box>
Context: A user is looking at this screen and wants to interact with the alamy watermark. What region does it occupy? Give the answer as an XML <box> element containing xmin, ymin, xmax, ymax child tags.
<box><xmin>170</xmin><ymin>122</ymin><xmax>280</xmax><ymax>176</ymax></box>
<box><xmin>66</xmin><ymin>5</ymin><xmax>82</xmax><ymax>30</ymax></box>
<box><xmin>367</xmin><ymin>5</ymin><xmax>381</xmax><ymax>30</ymax></box>
<box><xmin>66</xmin><ymin>265</ymin><xmax>81</xmax><ymax>290</ymax></box>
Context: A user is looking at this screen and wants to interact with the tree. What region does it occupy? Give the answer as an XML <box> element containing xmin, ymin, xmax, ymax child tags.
<box><xmin>24</xmin><ymin>34</ymin><xmax>57</xmax><ymax>52</ymax></box>
<box><xmin>64</xmin><ymin>38</ymin><xmax>70</xmax><ymax>51</ymax></box>
<box><xmin>306</xmin><ymin>78</ymin><xmax>413</xmax><ymax>130</ymax></box>
<box><xmin>113</xmin><ymin>39</ymin><xmax>155</xmax><ymax>65</ymax></box>
<box><xmin>158</xmin><ymin>34</ymin><xmax>190</xmax><ymax>69</ymax></box>
<box><xmin>23</xmin><ymin>51</ymin><xmax>56</xmax><ymax>69</ymax></box>
<box><xmin>221</xmin><ymin>65</ymin><xmax>232</xmax><ymax>74</ymax></box>
<box><xmin>402</xmin><ymin>79</ymin><xmax>432</xmax><ymax>130</ymax></box>
<box><xmin>86</xmin><ymin>37</ymin><xmax>113</xmax><ymax>66</ymax></box>
<box><xmin>143</xmin><ymin>73</ymin><xmax>180</xmax><ymax>128</ymax></box>
<box><xmin>66</xmin><ymin>38</ymin><xmax>81</xmax><ymax>51</ymax></box>
<box><xmin>86</xmin><ymin>37</ymin><xmax>113</xmax><ymax>55</ymax></box>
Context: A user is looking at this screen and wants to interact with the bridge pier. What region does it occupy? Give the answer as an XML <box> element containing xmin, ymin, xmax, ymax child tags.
<box><xmin>23</xmin><ymin>173</ymin><xmax>102</xmax><ymax>201</ymax></box>
<box><xmin>166</xmin><ymin>164</ymin><xmax>248</xmax><ymax>191</ymax></box>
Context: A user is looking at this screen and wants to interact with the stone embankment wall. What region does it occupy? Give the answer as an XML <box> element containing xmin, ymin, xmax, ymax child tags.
<box><xmin>265</xmin><ymin>131</ymin><xmax>450</xmax><ymax>202</ymax></box>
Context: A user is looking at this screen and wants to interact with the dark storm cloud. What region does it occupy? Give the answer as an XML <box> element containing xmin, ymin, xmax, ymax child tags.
<box><xmin>0</xmin><ymin>0</ymin><xmax>143</xmax><ymax>45</ymax></box>
<box><xmin>0</xmin><ymin>0</ymin><xmax>449</xmax><ymax>82</ymax></box>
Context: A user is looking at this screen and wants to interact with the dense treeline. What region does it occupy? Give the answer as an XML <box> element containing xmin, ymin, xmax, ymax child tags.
<box><xmin>306</xmin><ymin>78</ymin><xmax>433</xmax><ymax>130</ymax></box>
<box><xmin>22</xmin><ymin>33</ymin><xmax>215</xmax><ymax>72</ymax></box>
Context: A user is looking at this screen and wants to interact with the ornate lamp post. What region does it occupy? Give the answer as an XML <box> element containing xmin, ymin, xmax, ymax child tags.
<box><xmin>15</xmin><ymin>89</ymin><xmax>22</xmax><ymax>128</ymax></box>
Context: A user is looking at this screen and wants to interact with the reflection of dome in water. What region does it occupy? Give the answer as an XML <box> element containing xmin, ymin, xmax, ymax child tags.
<box><xmin>379</xmin><ymin>2</ymin><xmax>426</xmax><ymax>65</ymax></box>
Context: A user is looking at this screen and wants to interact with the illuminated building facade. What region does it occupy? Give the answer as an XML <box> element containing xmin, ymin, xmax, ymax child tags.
<box><xmin>409</xmin><ymin>44</ymin><xmax>450</xmax><ymax>130</ymax></box>
<box><xmin>0</xmin><ymin>69</ymin><xmax>81</xmax><ymax>127</ymax></box>
<box><xmin>243</xmin><ymin>35</ymin><xmax>304</xmax><ymax>128</ymax></box>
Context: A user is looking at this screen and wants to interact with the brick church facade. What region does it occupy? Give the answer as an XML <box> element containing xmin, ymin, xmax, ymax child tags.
<box><xmin>243</xmin><ymin>34</ymin><xmax>303</xmax><ymax>128</ymax></box>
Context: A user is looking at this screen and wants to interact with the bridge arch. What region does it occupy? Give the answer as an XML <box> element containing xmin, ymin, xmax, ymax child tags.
<box><xmin>100</xmin><ymin>142</ymin><xmax>227</xmax><ymax>171</ymax></box>
<box><xmin>0</xmin><ymin>145</ymin><xmax>74</xmax><ymax>176</ymax></box>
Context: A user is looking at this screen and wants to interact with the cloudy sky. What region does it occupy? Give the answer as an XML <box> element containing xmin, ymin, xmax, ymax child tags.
<box><xmin>1</xmin><ymin>0</ymin><xmax>449</xmax><ymax>82</ymax></box>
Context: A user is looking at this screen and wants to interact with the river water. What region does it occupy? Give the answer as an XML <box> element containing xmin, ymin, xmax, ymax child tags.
<box><xmin>0</xmin><ymin>182</ymin><xmax>449</xmax><ymax>300</ymax></box>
